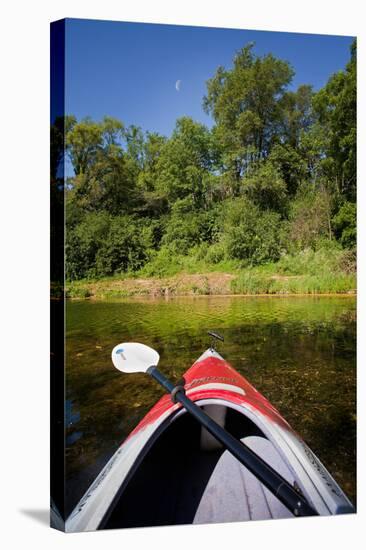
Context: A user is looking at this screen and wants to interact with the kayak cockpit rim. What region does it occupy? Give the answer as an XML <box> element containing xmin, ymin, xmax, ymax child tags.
<box><xmin>98</xmin><ymin>397</ymin><xmax>276</xmax><ymax>530</ymax></box>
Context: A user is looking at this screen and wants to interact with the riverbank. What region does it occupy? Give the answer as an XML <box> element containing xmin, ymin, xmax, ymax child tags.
<box><xmin>66</xmin><ymin>269</ymin><xmax>356</xmax><ymax>299</ymax></box>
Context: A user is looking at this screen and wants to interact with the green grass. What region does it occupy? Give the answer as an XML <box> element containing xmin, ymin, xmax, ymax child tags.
<box><xmin>271</xmin><ymin>273</ymin><xmax>355</xmax><ymax>294</ymax></box>
<box><xmin>137</xmin><ymin>248</ymin><xmax>241</xmax><ymax>278</ymax></box>
<box><xmin>66</xmin><ymin>284</ymin><xmax>92</xmax><ymax>299</ymax></box>
<box><xmin>276</xmin><ymin>246</ymin><xmax>354</xmax><ymax>276</ymax></box>
<box><xmin>65</xmin><ymin>245</ymin><xmax>356</xmax><ymax>299</ymax></box>
<box><xmin>230</xmin><ymin>247</ymin><xmax>356</xmax><ymax>295</ymax></box>
<box><xmin>231</xmin><ymin>271</ymin><xmax>356</xmax><ymax>295</ymax></box>
<box><xmin>94</xmin><ymin>289</ymin><xmax>140</xmax><ymax>299</ymax></box>
<box><xmin>231</xmin><ymin>271</ymin><xmax>271</xmax><ymax>294</ymax></box>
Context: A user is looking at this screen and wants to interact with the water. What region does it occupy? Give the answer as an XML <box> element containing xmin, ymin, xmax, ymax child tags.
<box><xmin>65</xmin><ymin>295</ymin><xmax>356</xmax><ymax>515</ymax></box>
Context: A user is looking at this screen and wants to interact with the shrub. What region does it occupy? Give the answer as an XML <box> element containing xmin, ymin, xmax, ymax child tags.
<box><xmin>223</xmin><ymin>198</ymin><xmax>283</xmax><ymax>265</ymax></box>
<box><xmin>139</xmin><ymin>246</ymin><xmax>183</xmax><ymax>277</ymax></box>
<box><xmin>95</xmin><ymin>217</ymin><xmax>153</xmax><ymax>275</ymax></box>
<box><xmin>66</xmin><ymin>212</ymin><xmax>111</xmax><ymax>280</ymax></box>
<box><xmin>242</xmin><ymin>162</ymin><xmax>288</xmax><ymax>213</ymax></box>
<box><xmin>66</xmin><ymin>285</ymin><xmax>92</xmax><ymax>299</ymax></box>
<box><xmin>205</xmin><ymin>241</ymin><xmax>226</xmax><ymax>264</ymax></box>
<box><xmin>66</xmin><ymin>212</ymin><xmax>153</xmax><ymax>279</ymax></box>
<box><xmin>287</xmin><ymin>186</ymin><xmax>333</xmax><ymax>251</ymax></box>
<box><xmin>162</xmin><ymin>212</ymin><xmax>203</xmax><ymax>254</ymax></box>
<box><xmin>276</xmin><ymin>244</ymin><xmax>354</xmax><ymax>277</ymax></box>
<box><xmin>332</xmin><ymin>201</ymin><xmax>356</xmax><ymax>248</ymax></box>
<box><xmin>161</xmin><ymin>202</ymin><xmax>222</xmax><ymax>254</ymax></box>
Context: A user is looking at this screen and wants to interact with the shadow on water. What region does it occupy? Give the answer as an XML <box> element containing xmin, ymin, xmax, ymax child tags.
<box><xmin>65</xmin><ymin>295</ymin><xmax>356</xmax><ymax>516</ymax></box>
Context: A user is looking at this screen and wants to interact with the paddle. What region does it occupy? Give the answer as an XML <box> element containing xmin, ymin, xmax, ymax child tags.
<box><xmin>112</xmin><ymin>342</ymin><xmax>318</xmax><ymax>518</ymax></box>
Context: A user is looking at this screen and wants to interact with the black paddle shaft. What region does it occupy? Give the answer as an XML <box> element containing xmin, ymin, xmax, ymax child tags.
<box><xmin>147</xmin><ymin>366</ymin><xmax>318</xmax><ymax>518</ymax></box>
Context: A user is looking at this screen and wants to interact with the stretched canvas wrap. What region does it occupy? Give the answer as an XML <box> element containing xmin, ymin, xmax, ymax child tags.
<box><xmin>50</xmin><ymin>18</ymin><xmax>357</xmax><ymax>532</ymax></box>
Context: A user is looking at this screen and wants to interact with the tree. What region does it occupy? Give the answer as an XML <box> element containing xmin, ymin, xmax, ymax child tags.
<box><xmin>101</xmin><ymin>116</ymin><xmax>124</xmax><ymax>146</ymax></box>
<box><xmin>66</xmin><ymin>211</ymin><xmax>111</xmax><ymax>279</ymax></box>
<box><xmin>155</xmin><ymin>117</ymin><xmax>213</xmax><ymax>208</ymax></box>
<box><xmin>66</xmin><ymin>212</ymin><xmax>153</xmax><ymax>279</ymax></box>
<box><xmin>242</xmin><ymin>162</ymin><xmax>288</xmax><ymax>213</ymax></box>
<box><xmin>123</xmin><ymin>124</ymin><xmax>145</xmax><ymax>171</ymax></box>
<box><xmin>66</xmin><ymin>117</ymin><xmax>104</xmax><ymax>175</ymax></box>
<box><xmin>66</xmin><ymin>146</ymin><xmax>139</xmax><ymax>216</ymax></box>
<box><xmin>288</xmin><ymin>186</ymin><xmax>333</xmax><ymax>251</ymax></box>
<box><xmin>332</xmin><ymin>202</ymin><xmax>356</xmax><ymax>249</ymax></box>
<box><xmin>312</xmin><ymin>40</ymin><xmax>356</xmax><ymax>200</ymax></box>
<box><xmin>95</xmin><ymin>216</ymin><xmax>153</xmax><ymax>275</ymax></box>
<box><xmin>66</xmin><ymin>116</ymin><xmax>125</xmax><ymax>175</ymax></box>
<box><xmin>279</xmin><ymin>85</ymin><xmax>314</xmax><ymax>149</ymax></box>
<box><xmin>203</xmin><ymin>44</ymin><xmax>294</xmax><ymax>182</ymax></box>
<box><xmin>161</xmin><ymin>197</ymin><xmax>221</xmax><ymax>254</ymax></box>
<box><xmin>65</xmin><ymin>116</ymin><xmax>141</xmax><ymax>215</ymax></box>
<box><xmin>298</xmin><ymin>123</ymin><xmax>328</xmax><ymax>184</ymax></box>
<box><xmin>136</xmin><ymin>132</ymin><xmax>169</xmax><ymax>216</ymax></box>
<box><xmin>268</xmin><ymin>144</ymin><xmax>307</xmax><ymax>197</ymax></box>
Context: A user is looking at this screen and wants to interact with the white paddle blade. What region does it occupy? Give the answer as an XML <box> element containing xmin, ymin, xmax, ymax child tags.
<box><xmin>111</xmin><ymin>342</ymin><xmax>160</xmax><ymax>373</ymax></box>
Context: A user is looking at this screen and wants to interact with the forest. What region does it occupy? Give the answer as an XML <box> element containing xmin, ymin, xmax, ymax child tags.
<box><xmin>52</xmin><ymin>41</ymin><xmax>356</xmax><ymax>296</ymax></box>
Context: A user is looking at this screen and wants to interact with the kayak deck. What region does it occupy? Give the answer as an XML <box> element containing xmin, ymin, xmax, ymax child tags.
<box><xmin>102</xmin><ymin>404</ymin><xmax>293</xmax><ymax>529</ymax></box>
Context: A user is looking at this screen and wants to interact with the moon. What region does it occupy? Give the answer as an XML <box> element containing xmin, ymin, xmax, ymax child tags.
<box><xmin>175</xmin><ymin>80</ymin><xmax>181</xmax><ymax>92</ymax></box>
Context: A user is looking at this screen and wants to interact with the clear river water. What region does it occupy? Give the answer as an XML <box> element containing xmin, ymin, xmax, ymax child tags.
<box><xmin>65</xmin><ymin>295</ymin><xmax>356</xmax><ymax>516</ymax></box>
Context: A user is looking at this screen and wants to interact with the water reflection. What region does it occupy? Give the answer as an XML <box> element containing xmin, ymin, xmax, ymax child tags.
<box><xmin>65</xmin><ymin>296</ymin><xmax>356</xmax><ymax>516</ymax></box>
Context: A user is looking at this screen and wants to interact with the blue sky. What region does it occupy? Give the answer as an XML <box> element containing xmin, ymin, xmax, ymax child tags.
<box><xmin>64</xmin><ymin>18</ymin><xmax>354</xmax><ymax>137</ymax></box>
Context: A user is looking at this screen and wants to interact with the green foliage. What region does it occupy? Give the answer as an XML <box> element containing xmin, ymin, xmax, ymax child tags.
<box><xmin>222</xmin><ymin>198</ymin><xmax>283</xmax><ymax>264</ymax></box>
<box><xmin>231</xmin><ymin>245</ymin><xmax>356</xmax><ymax>295</ymax></box>
<box><xmin>231</xmin><ymin>271</ymin><xmax>270</xmax><ymax>294</ymax></box>
<box><xmin>203</xmin><ymin>43</ymin><xmax>294</xmax><ymax>179</ymax></box>
<box><xmin>66</xmin><ymin>213</ymin><xmax>152</xmax><ymax>279</ymax></box>
<box><xmin>66</xmin><ymin>212</ymin><xmax>111</xmax><ymax>279</ymax></box>
<box><xmin>269</xmin><ymin>273</ymin><xmax>356</xmax><ymax>294</ymax></box>
<box><xmin>71</xmin><ymin>152</ymin><xmax>139</xmax><ymax>216</ymax></box>
<box><xmin>139</xmin><ymin>247</ymin><xmax>184</xmax><ymax>278</ymax></box>
<box><xmin>279</xmin><ymin>85</ymin><xmax>314</xmax><ymax>148</ymax></box>
<box><xmin>123</xmin><ymin>124</ymin><xmax>145</xmax><ymax>169</ymax></box>
<box><xmin>137</xmin><ymin>132</ymin><xmax>168</xmax><ymax>216</ymax></box>
<box><xmin>204</xmin><ymin>241</ymin><xmax>227</xmax><ymax>264</ymax></box>
<box><xmin>66</xmin><ymin>285</ymin><xmax>92</xmax><ymax>299</ymax></box>
<box><xmin>268</xmin><ymin>144</ymin><xmax>307</xmax><ymax>196</ymax></box>
<box><xmin>276</xmin><ymin>245</ymin><xmax>346</xmax><ymax>276</ymax></box>
<box><xmin>51</xmin><ymin>115</ymin><xmax>77</xmax><ymax>180</ymax></box>
<box><xmin>66</xmin><ymin>117</ymin><xmax>104</xmax><ymax>175</ymax></box>
<box><xmin>242</xmin><ymin>162</ymin><xmax>288</xmax><ymax>213</ymax></box>
<box><xmin>332</xmin><ymin>202</ymin><xmax>356</xmax><ymax>248</ymax></box>
<box><xmin>95</xmin><ymin>217</ymin><xmax>153</xmax><ymax>276</ymax></box>
<box><xmin>161</xmin><ymin>199</ymin><xmax>223</xmax><ymax>254</ymax></box>
<box><xmin>312</xmin><ymin>40</ymin><xmax>356</xmax><ymax>199</ymax></box>
<box><xmin>63</xmin><ymin>40</ymin><xmax>356</xmax><ymax>283</ymax></box>
<box><xmin>162</xmin><ymin>214</ymin><xmax>203</xmax><ymax>254</ymax></box>
<box><xmin>287</xmin><ymin>186</ymin><xmax>333</xmax><ymax>251</ymax></box>
<box><xmin>155</xmin><ymin>117</ymin><xmax>213</xmax><ymax>208</ymax></box>
<box><xmin>298</xmin><ymin>123</ymin><xmax>328</xmax><ymax>182</ymax></box>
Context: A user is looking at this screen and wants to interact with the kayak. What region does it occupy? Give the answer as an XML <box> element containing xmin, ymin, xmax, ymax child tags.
<box><xmin>65</xmin><ymin>345</ymin><xmax>354</xmax><ymax>532</ymax></box>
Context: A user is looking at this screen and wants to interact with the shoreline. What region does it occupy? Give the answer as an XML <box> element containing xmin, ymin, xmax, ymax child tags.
<box><xmin>65</xmin><ymin>271</ymin><xmax>356</xmax><ymax>300</ymax></box>
<box><xmin>67</xmin><ymin>293</ymin><xmax>356</xmax><ymax>302</ymax></box>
